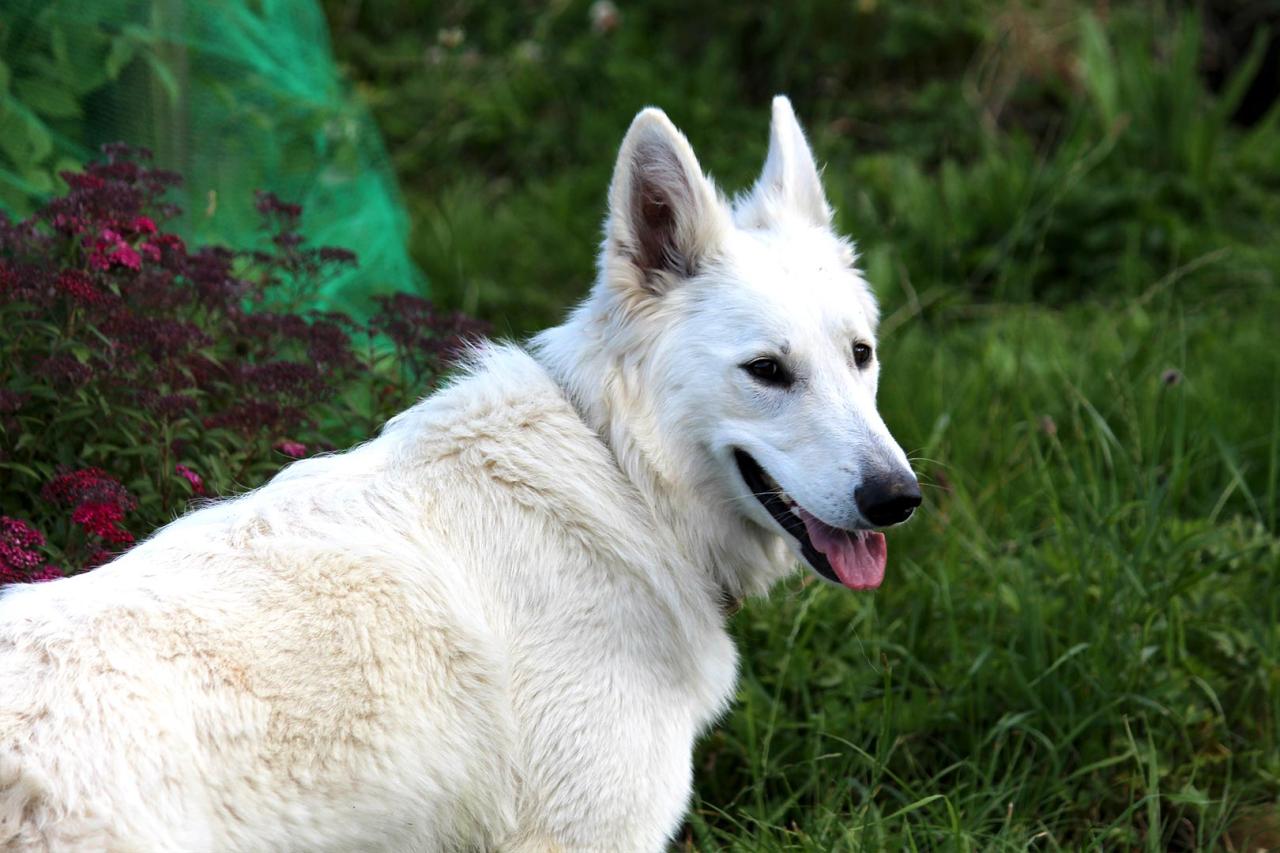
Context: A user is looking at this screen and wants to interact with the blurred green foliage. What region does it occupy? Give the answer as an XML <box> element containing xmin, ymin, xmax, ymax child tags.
<box><xmin>0</xmin><ymin>0</ymin><xmax>162</xmax><ymax>211</ymax></box>
<box><xmin>324</xmin><ymin>0</ymin><xmax>1278</xmax><ymax>332</ymax></box>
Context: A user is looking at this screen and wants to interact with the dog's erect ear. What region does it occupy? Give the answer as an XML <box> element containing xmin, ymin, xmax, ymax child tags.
<box><xmin>605</xmin><ymin>108</ymin><xmax>728</xmax><ymax>294</ymax></box>
<box><xmin>737</xmin><ymin>96</ymin><xmax>832</xmax><ymax>229</ymax></box>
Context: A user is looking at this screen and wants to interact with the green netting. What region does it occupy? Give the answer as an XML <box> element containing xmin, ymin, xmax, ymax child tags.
<box><xmin>0</xmin><ymin>0</ymin><xmax>423</xmax><ymax>313</ymax></box>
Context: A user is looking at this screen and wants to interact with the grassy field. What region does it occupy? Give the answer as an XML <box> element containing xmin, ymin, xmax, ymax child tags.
<box><xmin>323</xmin><ymin>1</ymin><xmax>1280</xmax><ymax>847</ymax></box>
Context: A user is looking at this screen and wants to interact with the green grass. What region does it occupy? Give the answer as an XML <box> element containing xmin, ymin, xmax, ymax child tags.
<box><xmin>321</xmin><ymin>0</ymin><xmax>1280</xmax><ymax>846</ymax></box>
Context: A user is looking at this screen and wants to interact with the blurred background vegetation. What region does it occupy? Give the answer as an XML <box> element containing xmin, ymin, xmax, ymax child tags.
<box><xmin>4</xmin><ymin>0</ymin><xmax>1280</xmax><ymax>847</ymax></box>
<box><xmin>321</xmin><ymin>0</ymin><xmax>1279</xmax><ymax>335</ymax></box>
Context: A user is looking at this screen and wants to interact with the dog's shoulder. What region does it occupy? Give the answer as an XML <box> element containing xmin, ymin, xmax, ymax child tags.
<box><xmin>384</xmin><ymin>342</ymin><xmax>615</xmax><ymax>481</ymax></box>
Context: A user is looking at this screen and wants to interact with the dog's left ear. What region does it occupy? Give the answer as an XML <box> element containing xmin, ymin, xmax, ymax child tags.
<box><xmin>604</xmin><ymin>108</ymin><xmax>729</xmax><ymax>296</ymax></box>
<box><xmin>737</xmin><ymin>96</ymin><xmax>832</xmax><ymax>229</ymax></box>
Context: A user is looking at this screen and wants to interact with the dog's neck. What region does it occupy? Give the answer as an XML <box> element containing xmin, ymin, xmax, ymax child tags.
<box><xmin>530</xmin><ymin>298</ymin><xmax>789</xmax><ymax>607</ymax></box>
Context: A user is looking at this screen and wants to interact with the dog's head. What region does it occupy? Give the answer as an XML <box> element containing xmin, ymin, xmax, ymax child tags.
<box><xmin>564</xmin><ymin>97</ymin><xmax>919</xmax><ymax>592</ymax></box>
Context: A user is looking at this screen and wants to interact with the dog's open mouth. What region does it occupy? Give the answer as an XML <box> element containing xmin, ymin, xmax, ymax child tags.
<box><xmin>734</xmin><ymin>450</ymin><xmax>887</xmax><ymax>590</ymax></box>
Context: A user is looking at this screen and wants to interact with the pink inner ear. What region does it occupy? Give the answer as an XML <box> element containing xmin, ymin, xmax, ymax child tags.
<box><xmin>628</xmin><ymin>141</ymin><xmax>692</xmax><ymax>279</ymax></box>
<box><xmin>633</xmin><ymin>189</ymin><xmax>676</xmax><ymax>275</ymax></box>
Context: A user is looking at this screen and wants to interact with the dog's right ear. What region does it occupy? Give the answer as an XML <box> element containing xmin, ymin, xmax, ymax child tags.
<box><xmin>604</xmin><ymin>108</ymin><xmax>728</xmax><ymax>296</ymax></box>
<box><xmin>736</xmin><ymin>96</ymin><xmax>832</xmax><ymax>229</ymax></box>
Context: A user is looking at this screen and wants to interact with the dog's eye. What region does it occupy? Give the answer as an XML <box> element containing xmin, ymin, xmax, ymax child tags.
<box><xmin>742</xmin><ymin>358</ymin><xmax>791</xmax><ymax>387</ymax></box>
<box><xmin>853</xmin><ymin>342</ymin><xmax>873</xmax><ymax>368</ymax></box>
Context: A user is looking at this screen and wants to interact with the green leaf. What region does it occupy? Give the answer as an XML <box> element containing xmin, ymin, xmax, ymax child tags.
<box><xmin>1167</xmin><ymin>783</ymin><xmax>1209</xmax><ymax>810</ymax></box>
<box><xmin>19</xmin><ymin>167</ymin><xmax>53</xmax><ymax>193</ymax></box>
<box><xmin>144</xmin><ymin>52</ymin><xmax>180</xmax><ymax>105</ymax></box>
<box><xmin>0</xmin><ymin>461</ymin><xmax>43</xmax><ymax>482</ymax></box>
<box><xmin>0</xmin><ymin>59</ymin><xmax>10</xmax><ymax>94</ymax></box>
<box><xmin>50</xmin><ymin>26</ymin><xmax>70</xmax><ymax>70</ymax></box>
<box><xmin>1078</xmin><ymin>13</ymin><xmax>1119</xmax><ymax>128</ymax></box>
<box><xmin>106</xmin><ymin>36</ymin><xmax>139</xmax><ymax>81</ymax></box>
<box><xmin>0</xmin><ymin>103</ymin><xmax>54</xmax><ymax>167</ymax></box>
<box><xmin>14</xmin><ymin>77</ymin><xmax>82</xmax><ymax>120</ymax></box>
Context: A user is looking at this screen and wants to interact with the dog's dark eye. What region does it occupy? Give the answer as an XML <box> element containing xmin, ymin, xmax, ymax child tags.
<box><xmin>853</xmin><ymin>342</ymin><xmax>873</xmax><ymax>368</ymax></box>
<box><xmin>743</xmin><ymin>357</ymin><xmax>791</xmax><ymax>387</ymax></box>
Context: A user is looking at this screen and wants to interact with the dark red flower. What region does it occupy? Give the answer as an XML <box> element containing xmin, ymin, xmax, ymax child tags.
<box><xmin>275</xmin><ymin>440</ymin><xmax>307</xmax><ymax>459</ymax></box>
<box><xmin>98</xmin><ymin>314</ymin><xmax>209</xmax><ymax>360</ymax></box>
<box><xmin>83</xmin><ymin>549</ymin><xmax>116</xmax><ymax>570</ymax></box>
<box><xmin>255</xmin><ymin>191</ymin><xmax>302</xmax><ymax>221</ymax></box>
<box><xmin>35</xmin><ymin>354</ymin><xmax>93</xmax><ymax>388</ymax></box>
<box><xmin>130</xmin><ymin>216</ymin><xmax>157</xmax><ymax>235</ymax></box>
<box><xmin>241</xmin><ymin>361</ymin><xmax>326</xmax><ymax>401</ymax></box>
<box><xmin>175</xmin><ymin>464</ymin><xmax>206</xmax><ymax>495</ymax></box>
<box><xmin>61</xmin><ymin>172</ymin><xmax>106</xmax><ymax>192</ymax></box>
<box><xmin>317</xmin><ymin>247</ymin><xmax>357</xmax><ymax>266</ymax></box>
<box><xmin>204</xmin><ymin>400</ymin><xmax>298</xmax><ymax>435</ymax></box>
<box><xmin>0</xmin><ymin>516</ymin><xmax>44</xmax><ymax>569</ymax></box>
<box><xmin>89</xmin><ymin>228</ymin><xmax>143</xmax><ymax>271</ymax></box>
<box><xmin>150</xmin><ymin>233</ymin><xmax>186</xmax><ymax>255</ymax></box>
<box><xmin>43</xmin><ymin>468</ymin><xmax>138</xmax><ymax>513</ymax></box>
<box><xmin>371</xmin><ymin>293</ymin><xmax>490</xmax><ymax>364</ymax></box>
<box><xmin>146</xmin><ymin>393</ymin><xmax>197</xmax><ymax>420</ymax></box>
<box><xmin>0</xmin><ymin>516</ymin><xmax>58</xmax><ymax>586</ymax></box>
<box><xmin>56</xmin><ymin>269</ymin><xmax>105</xmax><ymax>305</ymax></box>
<box><xmin>0</xmin><ymin>389</ymin><xmax>29</xmax><ymax>414</ymax></box>
<box><xmin>26</xmin><ymin>565</ymin><xmax>64</xmax><ymax>582</ymax></box>
<box><xmin>71</xmin><ymin>502</ymin><xmax>134</xmax><ymax>545</ymax></box>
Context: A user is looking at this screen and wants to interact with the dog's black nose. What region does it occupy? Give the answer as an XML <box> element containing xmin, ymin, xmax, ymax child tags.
<box><xmin>855</xmin><ymin>472</ymin><xmax>922</xmax><ymax>527</ymax></box>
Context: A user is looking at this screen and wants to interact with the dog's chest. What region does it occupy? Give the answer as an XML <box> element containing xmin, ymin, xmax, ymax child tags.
<box><xmin>495</xmin><ymin>585</ymin><xmax>738</xmax><ymax>844</ymax></box>
<box><xmin>685</xmin><ymin>618</ymin><xmax>739</xmax><ymax>730</ymax></box>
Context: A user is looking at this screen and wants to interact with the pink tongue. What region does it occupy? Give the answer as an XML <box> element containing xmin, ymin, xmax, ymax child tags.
<box><xmin>797</xmin><ymin>509</ymin><xmax>886</xmax><ymax>590</ymax></box>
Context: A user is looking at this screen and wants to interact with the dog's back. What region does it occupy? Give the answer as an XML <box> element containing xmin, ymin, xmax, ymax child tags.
<box><xmin>0</xmin><ymin>350</ymin><xmax>551</xmax><ymax>851</ymax></box>
<box><xmin>1</xmin><ymin>537</ymin><xmax>516</xmax><ymax>851</ymax></box>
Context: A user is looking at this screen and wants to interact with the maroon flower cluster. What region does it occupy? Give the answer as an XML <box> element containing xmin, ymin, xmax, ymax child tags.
<box><xmin>0</xmin><ymin>516</ymin><xmax>60</xmax><ymax>586</ymax></box>
<box><xmin>372</xmin><ymin>292</ymin><xmax>488</xmax><ymax>356</ymax></box>
<box><xmin>1</xmin><ymin>145</ymin><xmax>488</xmax><ymax>578</ymax></box>
<box><xmin>43</xmin><ymin>468</ymin><xmax>138</xmax><ymax>546</ymax></box>
<box><xmin>0</xmin><ymin>389</ymin><xmax>29</xmax><ymax>413</ymax></box>
<box><xmin>371</xmin><ymin>292</ymin><xmax>489</xmax><ymax>383</ymax></box>
<box><xmin>252</xmin><ymin>191</ymin><xmax>359</xmax><ymax>307</ymax></box>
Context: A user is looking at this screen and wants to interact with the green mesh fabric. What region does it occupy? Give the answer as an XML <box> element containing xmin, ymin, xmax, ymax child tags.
<box><xmin>0</xmin><ymin>0</ymin><xmax>423</xmax><ymax>312</ymax></box>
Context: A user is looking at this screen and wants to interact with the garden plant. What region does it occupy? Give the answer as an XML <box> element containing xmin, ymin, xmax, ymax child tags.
<box><xmin>0</xmin><ymin>147</ymin><xmax>484</xmax><ymax>582</ymax></box>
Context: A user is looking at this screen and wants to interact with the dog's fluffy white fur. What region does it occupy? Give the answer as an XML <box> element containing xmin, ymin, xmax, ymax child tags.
<box><xmin>0</xmin><ymin>98</ymin><xmax>913</xmax><ymax>851</ymax></box>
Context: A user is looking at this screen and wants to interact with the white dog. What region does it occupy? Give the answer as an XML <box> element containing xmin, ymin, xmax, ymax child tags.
<box><xmin>0</xmin><ymin>97</ymin><xmax>919</xmax><ymax>852</ymax></box>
